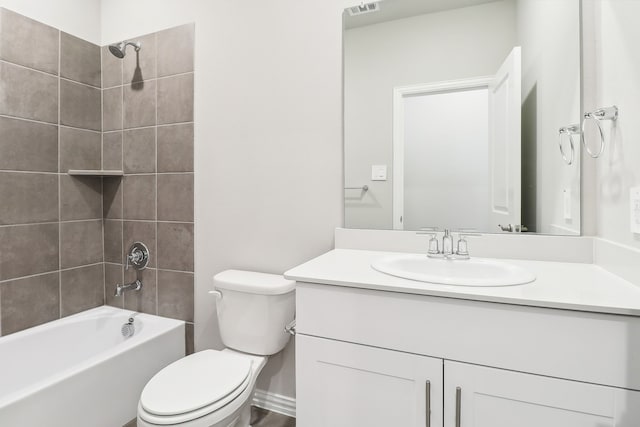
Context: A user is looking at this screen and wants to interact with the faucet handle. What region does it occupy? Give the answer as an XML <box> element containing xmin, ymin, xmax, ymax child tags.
<box><xmin>453</xmin><ymin>229</ymin><xmax>480</xmax><ymax>258</ymax></box>
<box><xmin>417</xmin><ymin>228</ymin><xmax>440</xmax><ymax>255</ymax></box>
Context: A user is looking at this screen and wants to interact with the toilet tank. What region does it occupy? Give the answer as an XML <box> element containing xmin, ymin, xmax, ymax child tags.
<box><xmin>213</xmin><ymin>270</ymin><xmax>295</xmax><ymax>356</ymax></box>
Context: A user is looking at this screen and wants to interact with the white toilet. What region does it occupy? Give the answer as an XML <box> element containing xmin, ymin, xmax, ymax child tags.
<box><xmin>137</xmin><ymin>270</ymin><xmax>296</xmax><ymax>427</ymax></box>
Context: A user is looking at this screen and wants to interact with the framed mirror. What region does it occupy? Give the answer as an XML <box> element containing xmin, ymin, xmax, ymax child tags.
<box><xmin>343</xmin><ymin>0</ymin><xmax>581</xmax><ymax>235</ymax></box>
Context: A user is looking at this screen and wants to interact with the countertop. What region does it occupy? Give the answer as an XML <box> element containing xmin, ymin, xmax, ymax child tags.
<box><xmin>284</xmin><ymin>249</ymin><xmax>640</xmax><ymax>316</ymax></box>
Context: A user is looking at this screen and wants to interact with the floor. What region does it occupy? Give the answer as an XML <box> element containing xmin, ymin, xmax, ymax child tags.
<box><xmin>124</xmin><ymin>406</ymin><xmax>295</xmax><ymax>427</ymax></box>
<box><xmin>251</xmin><ymin>406</ymin><xmax>296</xmax><ymax>427</ymax></box>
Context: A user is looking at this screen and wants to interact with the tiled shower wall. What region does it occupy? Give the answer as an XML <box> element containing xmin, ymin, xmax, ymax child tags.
<box><xmin>0</xmin><ymin>8</ymin><xmax>104</xmax><ymax>335</ymax></box>
<box><xmin>0</xmin><ymin>8</ymin><xmax>195</xmax><ymax>345</ymax></box>
<box><xmin>101</xmin><ymin>24</ymin><xmax>195</xmax><ymax>352</ymax></box>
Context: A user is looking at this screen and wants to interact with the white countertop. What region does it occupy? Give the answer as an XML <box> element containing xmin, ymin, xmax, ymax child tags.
<box><xmin>284</xmin><ymin>249</ymin><xmax>640</xmax><ymax>316</ymax></box>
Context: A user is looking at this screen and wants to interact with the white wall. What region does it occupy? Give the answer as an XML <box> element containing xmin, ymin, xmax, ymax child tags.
<box><xmin>402</xmin><ymin>89</ymin><xmax>490</xmax><ymax>231</ymax></box>
<box><xmin>592</xmin><ymin>0</ymin><xmax>640</xmax><ymax>250</ymax></box>
<box><xmin>101</xmin><ymin>0</ymin><xmax>348</xmax><ymax>400</ymax></box>
<box><xmin>0</xmin><ymin>0</ymin><xmax>101</xmax><ymax>43</ymax></box>
<box><xmin>516</xmin><ymin>0</ymin><xmax>581</xmax><ymax>235</ymax></box>
<box><xmin>344</xmin><ymin>1</ymin><xmax>517</xmax><ymax>230</ymax></box>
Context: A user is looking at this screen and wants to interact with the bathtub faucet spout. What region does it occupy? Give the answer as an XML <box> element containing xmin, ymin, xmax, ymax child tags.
<box><xmin>115</xmin><ymin>279</ymin><xmax>142</xmax><ymax>297</ymax></box>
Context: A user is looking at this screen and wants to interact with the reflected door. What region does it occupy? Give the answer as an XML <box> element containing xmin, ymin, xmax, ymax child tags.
<box><xmin>489</xmin><ymin>47</ymin><xmax>522</xmax><ymax>232</ymax></box>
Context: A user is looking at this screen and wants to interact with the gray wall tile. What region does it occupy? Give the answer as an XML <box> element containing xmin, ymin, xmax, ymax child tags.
<box><xmin>59</xmin><ymin>127</ymin><xmax>101</xmax><ymax>172</ymax></box>
<box><xmin>123</xmin><ymin>175</ymin><xmax>156</xmax><ymax>220</ymax></box>
<box><xmin>0</xmin><ymin>223</ymin><xmax>59</xmax><ymax>281</ymax></box>
<box><xmin>60</xmin><ymin>79</ymin><xmax>101</xmax><ymax>131</ymax></box>
<box><xmin>103</xmin><ymin>86</ymin><xmax>123</xmax><ymax>131</ymax></box>
<box><xmin>157</xmin><ymin>174</ymin><xmax>193</xmax><ymax>222</ymax></box>
<box><xmin>157</xmin><ymin>73</ymin><xmax>194</xmax><ymax>125</ymax></box>
<box><xmin>0</xmin><ymin>8</ymin><xmax>59</xmax><ymax>75</ymax></box>
<box><xmin>60</xmin><ymin>175</ymin><xmax>102</xmax><ymax>220</ymax></box>
<box><xmin>0</xmin><ymin>61</ymin><xmax>58</xmax><ymax>123</ymax></box>
<box><xmin>103</xmin><ymin>178</ymin><xmax>123</xmax><ymax>219</ymax></box>
<box><xmin>157</xmin><ymin>270</ymin><xmax>193</xmax><ymax>321</ymax></box>
<box><xmin>157</xmin><ymin>222</ymin><xmax>193</xmax><ymax>271</ymax></box>
<box><xmin>102</xmin><ymin>45</ymin><xmax>123</xmax><ymax>89</ymax></box>
<box><xmin>124</xmin><ymin>267</ymin><xmax>156</xmax><ymax>315</ymax></box>
<box><xmin>124</xmin><ymin>80</ymin><xmax>156</xmax><ymax>129</ymax></box>
<box><xmin>0</xmin><ymin>172</ymin><xmax>58</xmax><ymax>225</ymax></box>
<box><xmin>104</xmin><ymin>219</ymin><xmax>123</xmax><ymax>263</ymax></box>
<box><xmin>103</xmin><ymin>132</ymin><xmax>123</xmax><ymax>170</ymax></box>
<box><xmin>60</xmin><ymin>220</ymin><xmax>103</xmax><ymax>269</ymax></box>
<box><xmin>123</xmin><ymin>221</ymin><xmax>156</xmax><ymax>268</ymax></box>
<box><xmin>0</xmin><ymin>272</ymin><xmax>60</xmax><ymax>335</ymax></box>
<box><xmin>124</xmin><ymin>128</ymin><xmax>156</xmax><ymax>173</ymax></box>
<box><xmin>157</xmin><ymin>124</ymin><xmax>193</xmax><ymax>172</ymax></box>
<box><xmin>124</xmin><ymin>32</ymin><xmax>156</xmax><ymax>84</ymax></box>
<box><xmin>104</xmin><ymin>263</ymin><xmax>124</xmax><ymax>308</ymax></box>
<box><xmin>185</xmin><ymin>323</ymin><xmax>194</xmax><ymax>355</ymax></box>
<box><xmin>60</xmin><ymin>32</ymin><xmax>101</xmax><ymax>87</ymax></box>
<box><xmin>60</xmin><ymin>264</ymin><xmax>104</xmax><ymax>317</ymax></box>
<box><xmin>0</xmin><ymin>116</ymin><xmax>58</xmax><ymax>172</ymax></box>
<box><xmin>157</xmin><ymin>23</ymin><xmax>194</xmax><ymax>77</ymax></box>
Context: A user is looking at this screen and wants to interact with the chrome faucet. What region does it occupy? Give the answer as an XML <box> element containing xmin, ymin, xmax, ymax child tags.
<box><xmin>419</xmin><ymin>228</ymin><xmax>478</xmax><ymax>260</ymax></box>
<box><xmin>115</xmin><ymin>279</ymin><xmax>142</xmax><ymax>297</ymax></box>
<box><xmin>442</xmin><ymin>229</ymin><xmax>454</xmax><ymax>256</ymax></box>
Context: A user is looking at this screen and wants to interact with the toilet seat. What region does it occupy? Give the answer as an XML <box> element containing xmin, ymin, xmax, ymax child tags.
<box><xmin>139</xmin><ymin>350</ymin><xmax>253</xmax><ymax>425</ymax></box>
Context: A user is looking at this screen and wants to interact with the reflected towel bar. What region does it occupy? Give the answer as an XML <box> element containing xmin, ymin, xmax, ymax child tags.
<box><xmin>344</xmin><ymin>185</ymin><xmax>369</xmax><ymax>191</ymax></box>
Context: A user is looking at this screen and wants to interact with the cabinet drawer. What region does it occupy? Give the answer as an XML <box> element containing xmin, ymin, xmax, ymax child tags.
<box><xmin>297</xmin><ymin>282</ymin><xmax>640</xmax><ymax>390</ymax></box>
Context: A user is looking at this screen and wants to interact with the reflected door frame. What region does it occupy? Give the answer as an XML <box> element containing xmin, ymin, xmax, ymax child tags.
<box><xmin>392</xmin><ymin>77</ymin><xmax>493</xmax><ymax>230</ymax></box>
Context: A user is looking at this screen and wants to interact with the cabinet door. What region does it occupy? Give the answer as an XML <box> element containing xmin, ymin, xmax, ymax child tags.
<box><xmin>444</xmin><ymin>361</ymin><xmax>640</xmax><ymax>427</ymax></box>
<box><xmin>297</xmin><ymin>334</ymin><xmax>443</xmax><ymax>427</ymax></box>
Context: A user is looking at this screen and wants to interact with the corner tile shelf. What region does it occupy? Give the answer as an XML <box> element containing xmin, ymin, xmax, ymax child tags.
<box><xmin>67</xmin><ymin>170</ymin><xmax>124</xmax><ymax>177</ymax></box>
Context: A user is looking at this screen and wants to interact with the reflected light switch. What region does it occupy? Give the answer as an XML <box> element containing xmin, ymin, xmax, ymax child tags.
<box><xmin>563</xmin><ymin>189</ymin><xmax>572</xmax><ymax>220</ymax></box>
<box><xmin>372</xmin><ymin>165</ymin><xmax>387</xmax><ymax>181</ymax></box>
<box><xmin>631</xmin><ymin>187</ymin><xmax>640</xmax><ymax>234</ymax></box>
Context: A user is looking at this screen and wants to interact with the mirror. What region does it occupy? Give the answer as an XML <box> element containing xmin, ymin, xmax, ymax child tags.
<box><xmin>343</xmin><ymin>0</ymin><xmax>581</xmax><ymax>235</ymax></box>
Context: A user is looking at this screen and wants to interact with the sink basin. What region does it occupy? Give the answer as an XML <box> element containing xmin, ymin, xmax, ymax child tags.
<box><xmin>371</xmin><ymin>255</ymin><xmax>536</xmax><ymax>287</ymax></box>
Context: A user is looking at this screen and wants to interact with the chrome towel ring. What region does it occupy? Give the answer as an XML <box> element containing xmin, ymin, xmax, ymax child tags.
<box><xmin>581</xmin><ymin>105</ymin><xmax>618</xmax><ymax>158</ymax></box>
<box><xmin>558</xmin><ymin>124</ymin><xmax>579</xmax><ymax>165</ymax></box>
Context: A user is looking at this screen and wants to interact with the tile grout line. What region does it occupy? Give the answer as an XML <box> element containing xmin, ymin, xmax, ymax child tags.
<box><xmin>0</xmin><ymin>263</ymin><xmax>106</xmax><ymax>285</ymax></box>
<box><xmin>120</xmin><ymin>43</ymin><xmax>126</xmax><ymax>310</ymax></box>
<box><xmin>0</xmin><ymin>218</ymin><xmax>105</xmax><ymax>229</ymax></box>
<box><xmin>155</xmin><ymin>31</ymin><xmax>160</xmax><ymax>317</ymax></box>
<box><xmin>0</xmin><ymin>59</ymin><xmax>102</xmax><ymax>89</ymax></box>
<box><xmin>57</xmin><ymin>29</ymin><xmax>63</xmax><ymax>320</ymax></box>
<box><xmin>100</xmin><ymin>70</ymin><xmax>195</xmax><ymax>90</ymax></box>
<box><xmin>101</xmin><ymin>44</ymin><xmax>106</xmax><ymax>308</ymax></box>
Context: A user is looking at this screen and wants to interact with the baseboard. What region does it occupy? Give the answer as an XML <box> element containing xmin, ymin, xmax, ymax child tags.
<box><xmin>252</xmin><ymin>389</ymin><xmax>296</xmax><ymax>418</ymax></box>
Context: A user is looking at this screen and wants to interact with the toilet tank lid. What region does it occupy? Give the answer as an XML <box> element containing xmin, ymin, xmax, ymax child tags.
<box><xmin>213</xmin><ymin>270</ymin><xmax>296</xmax><ymax>295</ymax></box>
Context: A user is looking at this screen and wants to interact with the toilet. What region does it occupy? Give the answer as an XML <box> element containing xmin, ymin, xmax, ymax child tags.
<box><xmin>137</xmin><ymin>270</ymin><xmax>296</xmax><ymax>427</ymax></box>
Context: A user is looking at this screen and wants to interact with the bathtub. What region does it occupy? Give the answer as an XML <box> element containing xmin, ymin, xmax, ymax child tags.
<box><xmin>0</xmin><ymin>305</ymin><xmax>185</xmax><ymax>427</ymax></box>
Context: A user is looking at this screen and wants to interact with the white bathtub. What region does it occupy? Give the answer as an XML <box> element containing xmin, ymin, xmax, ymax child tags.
<box><xmin>0</xmin><ymin>305</ymin><xmax>185</xmax><ymax>427</ymax></box>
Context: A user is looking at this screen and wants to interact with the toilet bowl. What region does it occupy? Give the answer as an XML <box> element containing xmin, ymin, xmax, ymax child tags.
<box><xmin>137</xmin><ymin>270</ymin><xmax>295</xmax><ymax>427</ymax></box>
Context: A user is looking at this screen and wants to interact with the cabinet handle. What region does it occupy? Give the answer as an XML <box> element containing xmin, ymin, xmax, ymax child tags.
<box><xmin>425</xmin><ymin>380</ymin><xmax>431</xmax><ymax>427</ymax></box>
<box><xmin>455</xmin><ymin>386</ymin><xmax>462</xmax><ymax>427</ymax></box>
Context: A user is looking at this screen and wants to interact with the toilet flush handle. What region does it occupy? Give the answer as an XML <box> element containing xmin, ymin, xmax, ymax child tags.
<box><xmin>285</xmin><ymin>319</ymin><xmax>296</xmax><ymax>336</ymax></box>
<box><xmin>208</xmin><ymin>290</ymin><xmax>223</xmax><ymax>300</ymax></box>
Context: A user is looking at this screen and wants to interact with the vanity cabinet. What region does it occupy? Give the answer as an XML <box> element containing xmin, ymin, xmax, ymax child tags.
<box><xmin>298</xmin><ymin>335</ymin><xmax>640</xmax><ymax>427</ymax></box>
<box><xmin>295</xmin><ymin>282</ymin><xmax>640</xmax><ymax>426</ymax></box>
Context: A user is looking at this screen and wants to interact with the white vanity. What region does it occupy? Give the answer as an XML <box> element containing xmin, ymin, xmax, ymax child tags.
<box><xmin>286</xmin><ymin>248</ymin><xmax>640</xmax><ymax>427</ymax></box>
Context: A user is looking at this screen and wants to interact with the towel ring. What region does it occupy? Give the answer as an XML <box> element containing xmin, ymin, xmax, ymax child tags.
<box><xmin>558</xmin><ymin>124</ymin><xmax>579</xmax><ymax>165</ymax></box>
<box><xmin>580</xmin><ymin>106</ymin><xmax>618</xmax><ymax>159</ymax></box>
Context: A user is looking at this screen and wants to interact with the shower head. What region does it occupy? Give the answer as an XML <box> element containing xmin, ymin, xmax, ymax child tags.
<box><xmin>108</xmin><ymin>40</ymin><xmax>141</xmax><ymax>59</ymax></box>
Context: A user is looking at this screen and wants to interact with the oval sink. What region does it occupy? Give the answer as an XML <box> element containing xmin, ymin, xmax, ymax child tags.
<box><xmin>371</xmin><ymin>254</ymin><xmax>536</xmax><ymax>287</ymax></box>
